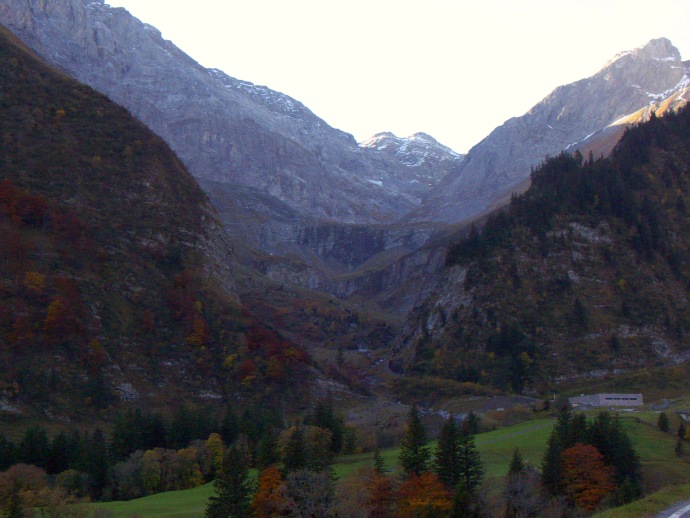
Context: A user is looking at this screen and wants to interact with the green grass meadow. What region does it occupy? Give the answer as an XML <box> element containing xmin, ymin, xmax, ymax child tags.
<box><xmin>93</xmin><ymin>483</ymin><xmax>215</xmax><ymax>517</ymax></box>
<box><xmin>94</xmin><ymin>418</ymin><xmax>555</xmax><ymax>517</ymax></box>
<box><xmin>92</xmin><ymin>413</ymin><xmax>690</xmax><ymax>517</ymax></box>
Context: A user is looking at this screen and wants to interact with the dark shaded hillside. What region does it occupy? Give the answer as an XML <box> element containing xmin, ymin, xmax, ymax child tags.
<box><xmin>392</xmin><ymin>107</ymin><xmax>690</xmax><ymax>393</ymax></box>
<box><xmin>0</xmin><ymin>25</ymin><xmax>312</xmax><ymax>417</ymax></box>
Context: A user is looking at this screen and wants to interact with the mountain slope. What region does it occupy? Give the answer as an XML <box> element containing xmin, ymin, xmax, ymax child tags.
<box><xmin>392</xmin><ymin>106</ymin><xmax>690</xmax><ymax>392</ymax></box>
<box><xmin>412</xmin><ymin>38</ymin><xmax>690</xmax><ymax>223</ymax></box>
<box><xmin>0</xmin><ymin>0</ymin><xmax>452</xmax><ymax>225</ymax></box>
<box><xmin>0</xmin><ymin>0</ymin><xmax>472</xmax><ymax>305</ymax></box>
<box><xmin>0</xmin><ymin>23</ymin><xmax>319</xmax><ymax>418</ymax></box>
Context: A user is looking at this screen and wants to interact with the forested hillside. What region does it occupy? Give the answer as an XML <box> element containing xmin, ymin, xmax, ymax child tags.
<box><xmin>393</xmin><ymin>107</ymin><xmax>690</xmax><ymax>392</ymax></box>
<box><xmin>0</xmin><ymin>25</ymin><xmax>313</xmax><ymax>417</ymax></box>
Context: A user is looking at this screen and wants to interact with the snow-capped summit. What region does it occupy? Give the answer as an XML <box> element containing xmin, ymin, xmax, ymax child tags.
<box><xmin>359</xmin><ymin>131</ymin><xmax>464</xmax><ymax>193</ymax></box>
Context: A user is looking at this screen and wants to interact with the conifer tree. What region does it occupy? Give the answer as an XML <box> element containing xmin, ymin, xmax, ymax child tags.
<box><xmin>88</xmin><ymin>429</ymin><xmax>110</xmax><ymax>497</ymax></box>
<box><xmin>508</xmin><ymin>447</ymin><xmax>524</xmax><ymax>476</ymax></box>
<box><xmin>399</xmin><ymin>406</ymin><xmax>430</xmax><ymax>477</ymax></box>
<box><xmin>461</xmin><ymin>411</ymin><xmax>480</xmax><ymax>435</ymax></box>
<box><xmin>657</xmin><ymin>412</ymin><xmax>670</xmax><ymax>432</ymax></box>
<box><xmin>434</xmin><ymin>415</ymin><xmax>462</xmax><ymax>488</ymax></box>
<box><xmin>283</xmin><ymin>426</ymin><xmax>307</xmax><ymax>474</ymax></box>
<box><xmin>0</xmin><ymin>434</ymin><xmax>16</xmax><ymax>471</ymax></box>
<box><xmin>540</xmin><ymin>405</ymin><xmax>573</xmax><ymax>495</ymax></box>
<box><xmin>18</xmin><ymin>426</ymin><xmax>50</xmax><ymax>469</ymax></box>
<box><xmin>457</xmin><ymin>429</ymin><xmax>484</xmax><ymax>497</ymax></box>
<box><xmin>205</xmin><ymin>445</ymin><xmax>254</xmax><ymax>518</ymax></box>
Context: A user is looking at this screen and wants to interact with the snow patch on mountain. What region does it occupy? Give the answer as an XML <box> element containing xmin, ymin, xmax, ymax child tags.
<box><xmin>359</xmin><ymin>132</ymin><xmax>464</xmax><ymax>169</ymax></box>
<box><xmin>208</xmin><ymin>68</ymin><xmax>305</xmax><ymax>117</ymax></box>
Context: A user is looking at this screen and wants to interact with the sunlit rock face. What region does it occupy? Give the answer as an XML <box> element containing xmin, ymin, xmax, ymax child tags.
<box><xmin>0</xmin><ymin>0</ymin><xmax>468</xmax><ymax>308</ymax></box>
<box><xmin>410</xmin><ymin>38</ymin><xmax>690</xmax><ymax>223</ymax></box>
<box><xmin>0</xmin><ymin>0</ymin><xmax>463</xmax><ymax>227</ymax></box>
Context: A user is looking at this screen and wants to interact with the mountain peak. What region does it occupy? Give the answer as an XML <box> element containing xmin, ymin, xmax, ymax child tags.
<box><xmin>607</xmin><ymin>37</ymin><xmax>681</xmax><ymax>67</ymax></box>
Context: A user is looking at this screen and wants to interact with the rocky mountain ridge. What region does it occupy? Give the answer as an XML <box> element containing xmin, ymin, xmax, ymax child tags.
<box><xmin>0</xmin><ymin>0</ymin><xmax>454</xmax><ymax>225</ymax></box>
<box><xmin>0</xmin><ymin>0</ymin><xmax>470</xmax><ymax>311</ymax></box>
<box><xmin>0</xmin><ymin>23</ymin><xmax>403</xmax><ymax>417</ymax></box>
<box><xmin>411</xmin><ymin>38</ymin><xmax>690</xmax><ymax>223</ymax></box>
<box><xmin>2</xmin><ymin>0</ymin><xmax>690</xmax><ymax>317</ymax></box>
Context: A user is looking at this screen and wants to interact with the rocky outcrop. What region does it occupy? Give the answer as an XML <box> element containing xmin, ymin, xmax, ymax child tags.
<box><xmin>411</xmin><ymin>38</ymin><xmax>690</xmax><ymax>223</ymax></box>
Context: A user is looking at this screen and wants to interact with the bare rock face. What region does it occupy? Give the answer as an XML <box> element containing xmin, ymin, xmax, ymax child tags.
<box><xmin>0</xmin><ymin>0</ymin><xmax>452</xmax><ymax>226</ymax></box>
<box><xmin>412</xmin><ymin>38</ymin><xmax>690</xmax><ymax>223</ymax></box>
<box><xmin>359</xmin><ymin>132</ymin><xmax>465</xmax><ymax>196</ymax></box>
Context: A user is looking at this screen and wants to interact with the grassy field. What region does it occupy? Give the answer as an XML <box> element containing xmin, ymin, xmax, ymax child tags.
<box><xmin>94</xmin><ymin>418</ymin><xmax>555</xmax><ymax>517</ymax></box>
<box><xmin>93</xmin><ymin>483</ymin><xmax>215</xmax><ymax>517</ymax></box>
<box><xmin>594</xmin><ymin>483</ymin><xmax>690</xmax><ymax>517</ymax></box>
<box><xmin>92</xmin><ymin>413</ymin><xmax>690</xmax><ymax>517</ymax></box>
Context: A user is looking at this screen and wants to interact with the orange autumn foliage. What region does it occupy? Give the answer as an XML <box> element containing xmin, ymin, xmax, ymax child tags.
<box><xmin>251</xmin><ymin>466</ymin><xmax>285</xmax><ymax>517</ymax></box>
<box><xmin>562</xmin><ymin>443</ymin><xmax>616</xmax><ymax>511</ymax></box>
<box><xmin>397</xmin><ymin>472</ymin><xmax>452</xmax><ymax>517</ymax></box>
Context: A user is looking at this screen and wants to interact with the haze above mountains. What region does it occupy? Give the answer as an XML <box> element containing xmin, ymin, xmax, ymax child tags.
<box><xmin>0</xmin><ymin>0</ymin><xmax>688</xmax><ymax>312</ymax></box>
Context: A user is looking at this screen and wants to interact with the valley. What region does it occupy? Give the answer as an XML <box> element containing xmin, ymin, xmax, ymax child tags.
<box><xmin>0</xmin><ymin>0</ymin><xmax>690</xmax><ymax>515</ymax></box>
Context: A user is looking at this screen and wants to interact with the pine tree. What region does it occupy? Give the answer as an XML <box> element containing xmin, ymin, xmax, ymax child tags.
<box><xmin>508</xmin><ymin>448</ymin><xmax>524</xmax><ymax>476</ymax></box>
<box><xmin>457</xmin><ymin>429</ymin><xmax>484</xmax><ymax>497</ymax></box>
<box><xmin>283</xmin><ymin>426</ymin><xmax>307</xmax><ymax>474</ymax></box>
<box><xmin>0</xmin><ymin>434</ymin><xmax>16</xmax><ymax>471</ymax></box>
<box><xmin>399</xmin><ymin>405</ymin><xmax>430</xmax><ymax>477</ymax></box>
<box><xmin>434</xmin><ymin>415</ymin><xmax>461</xmax><ymax>488</ymax></box>
<box><xmin>205</xmin><ymin>445</ymin><xmax>254</xmax><ymax>518</ymax></box>
<box><xmin>87</xmin><ymin>429</ymin><xmax>110</xmax><ymax>497</ymax></box>
<box><xmin>307</xmin><ymin>398</ymin><xmax>344</xmax><ymax>453</ymax></box>
<box><xmin>461</xmin><ymin>411</ymin><xmax>480</xmax><ymax>435</ymax></box>
<box><xmin>540</xmin><ymin>406</ymin><xmax>573</xmax><ymax>495</ymax></box>
<box><xmin>18</xmin><ymin>426</ymin><xmax>50</xmax><ymax>469</ymax></box>
<box><xmin>656</xmin><ymin>412</ymin><xmax>670</xmax><ymax>432</ymax></box>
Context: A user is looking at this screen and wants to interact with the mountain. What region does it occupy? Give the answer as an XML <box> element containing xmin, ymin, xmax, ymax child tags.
<box><xmin>0</xmin><ymin>0</ymin><xmax>471</xmax><ymax>307</ymax></box>
<box><xmin>0</xmin><ymin>0</ymin><xmax>460</xmax><ymax>227</ymax></box>
<box><xmin>411</xmin><ymin>38</ymin><xmax>690</xmax><ymax>223</ymax></box>
<box><xmin>4</xmin><ymin>0</ymin><xmax>690</xmax><ymax>324</ymax></box>
<box><xmin>392</xmin><ymin>106</ymin><xmax>690</xmax><ymax>393</ymax></box>
<box><xmin>358</xmin><ymin>132</ymin><xmax>465</xmax><ymax>196</ymax></box>
<box><xmin>0</xmin><ymin>23</ymin><xmax>397</xmax><ymax>420</ymax></box>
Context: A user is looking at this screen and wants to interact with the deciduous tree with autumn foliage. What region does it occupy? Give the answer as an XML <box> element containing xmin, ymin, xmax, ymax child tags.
<box><xmin>561</xmin><ymin>443</ymin><xmax>615</xmax><ymax>511</ymax></box>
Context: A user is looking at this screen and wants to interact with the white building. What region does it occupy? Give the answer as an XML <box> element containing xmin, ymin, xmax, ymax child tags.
<box><xmin>569</xmin><ymin>393</ymin><xmax>643</xmax><ymax>408</ymax></box>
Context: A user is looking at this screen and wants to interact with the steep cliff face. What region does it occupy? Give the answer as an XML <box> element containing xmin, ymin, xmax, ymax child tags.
<box><xmin>0</xmin><ymin>0</ymin><xmax>449</xmax><ymax>226</ymax></box>
<box><xmin>412</xmin><ymin>38</ymin><xmax>690</xmax><ymax>223</ymax></box>
<box><xmin>0</xmin><ymin>0</ymin><xmax>470</xmax><ymax>306</ymax></box>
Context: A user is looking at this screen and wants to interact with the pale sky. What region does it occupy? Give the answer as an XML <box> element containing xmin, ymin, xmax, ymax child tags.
<box><xmin>106</xmin><ymin>0</ymin><xmax>690</xmax><ymax>154</ymax></box>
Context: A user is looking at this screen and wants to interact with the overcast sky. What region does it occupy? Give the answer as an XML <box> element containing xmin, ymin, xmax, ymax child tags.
<box><xmin>106</xmin><ymin>0</ymin><xmax>690</xmax><ymax>154</ymax></box>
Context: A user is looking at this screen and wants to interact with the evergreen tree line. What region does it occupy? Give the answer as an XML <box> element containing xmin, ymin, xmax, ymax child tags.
<box><xmin>447</xmin><ymin>106</ymin><xmax>690</xmax><ymax>276</ymax></box>
<box><xmin>207</xmin><ymin>405</ymin><xmax>487</xmax><ymax>517</ymax></box>
<box><xmin>0</xmin><ymin>398</ymin><xmax>352</xmax><ymax>504</ymax></box>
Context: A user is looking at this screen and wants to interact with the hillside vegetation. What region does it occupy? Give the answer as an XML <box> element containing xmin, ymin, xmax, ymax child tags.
<box><xmin>0</xmin><ymin>24</ymin><xmax>315</xmax><ymax>418</ymax></box>
<box><xmin>394</xmin><ymin>107</ymin><xmax>690</xmax><ymax>394</ymax></box>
